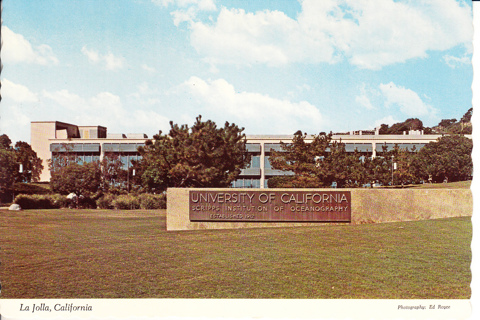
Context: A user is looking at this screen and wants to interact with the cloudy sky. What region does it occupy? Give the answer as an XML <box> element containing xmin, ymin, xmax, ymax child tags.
<box><xmin>0</xmin><ymin>0</ymin><xmax>474</xmax><ymax>144</ymax></box>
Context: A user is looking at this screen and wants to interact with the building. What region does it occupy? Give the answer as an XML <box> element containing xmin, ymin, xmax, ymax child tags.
<box><xmin>31</xmin><ymin>121</ymin><xmax>452</xmax><ymax>188</ymax></box>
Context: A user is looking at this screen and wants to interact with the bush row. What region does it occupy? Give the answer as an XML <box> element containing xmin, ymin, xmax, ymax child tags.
<box><xmin>14</xmin><ymin>194</ymin><xmax>70</xmax><ymax>209</ymax></box>
<box><xmin>97</xmin><ymin>193</ymin><xmax>166</xmax><ymax>210</ymax></box>
<box><xmin>14</xmin><ymin>193</ymin><xmax>167</xmax><ymax>210</ymax></box>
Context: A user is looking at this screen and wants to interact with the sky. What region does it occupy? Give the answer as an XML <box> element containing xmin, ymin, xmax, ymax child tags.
<box><xmin>0</xmin><ymin>0</ymin><xmax>474</xmax><ymax>144</ymax></box>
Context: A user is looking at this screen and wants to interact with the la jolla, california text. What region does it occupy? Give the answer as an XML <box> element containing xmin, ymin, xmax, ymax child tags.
<box><xmin>20</xmin><ymin>303</ymin><xmax>92</xmax><ymax>313</ymax></box>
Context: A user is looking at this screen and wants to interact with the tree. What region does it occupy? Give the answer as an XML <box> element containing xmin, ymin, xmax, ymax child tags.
<box><xmin>385</xmin><ymin>118</ymin><xmax>424</xmax><ymax>134</ymax></box>
<box><xmin>14</xmin><ymin>141</ymin><xmax>44</xmax><ymax>183</ymax></box>
<box><xmin>137</xmin><ymin>116</ymin><xmax>251</xmax><ymax>192</ymax></box>
<box><xmin>50</xmin><ymin>162</ymin><xmax>102</xmax><ymax>196</ymax></box>
<box><xmin>378</xmin><ymin>124</ymin><xmax>389</xmax><ymax>134</ymax></box>
<box><xmin>438</xmin><ymin>119</ymin><xmax>457</xmax><ymax>128</ymax></box>
<box><xmin>413</xmin><ymin>135</ymin><xmax>472</xmax><ymax>183</ymax></box>
<box><xmin>460</xmin><ymin>108</ymin><xmax>472</xmax><ymax>123</ymax></box>
<box><xmin>100</xmin><ymin>153</ymin><xmax>128</xmax><ymax>193</ymax></box>
<box><xmin>0</xmin><ymin>134</ymin><xmax>12</xmax><ymax>150</ymax></box>
<box><xmin>48</xmin><ymin>143</ymin><xmax>77</xmax><ymax>171</ymax></box>
<box><xmin>371</xmin><ymin>144</ymin><xmax>424</xmax><ymax>187</ymax></box>
<box><xmin>0</xmin><ymin>135</ymin><xmax>44</xmax><ymax>201</ymax></box>
<box><xmin>0</xmin><ymin>148</ymin><xmax>17</xmax><ymax>199</ymax></box>
<box><xmin>268</xmin><ymin>131</ymin><xmax>371</xmax><ymax>188</ymax></box>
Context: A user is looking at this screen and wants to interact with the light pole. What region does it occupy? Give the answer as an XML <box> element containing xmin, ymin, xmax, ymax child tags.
<box><xmin>391</xmin><ymin>155</ymin><xmax>394</xmax><ymax>187</ymax></box>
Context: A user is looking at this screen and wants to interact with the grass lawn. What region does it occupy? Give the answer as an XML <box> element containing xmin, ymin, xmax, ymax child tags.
<box><xmin>410</xmin><ymin>180</ymin><xmax>472</xmax><ymax>189</ymax></box>
<box><xmin>0</xmin><ymin>209</ymin><xmax>471</xmax><ymax>299</ymax></box>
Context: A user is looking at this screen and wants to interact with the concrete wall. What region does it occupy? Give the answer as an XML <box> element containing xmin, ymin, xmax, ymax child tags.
<box><xmin>167</xmin><ymin>188</ymin><xmax>472</xmax><ymax>231</ymax></box>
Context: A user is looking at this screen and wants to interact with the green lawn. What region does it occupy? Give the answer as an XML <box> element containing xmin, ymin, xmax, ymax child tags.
<box><xmin>0</xmin><ymin>209</ymin><xmax>471</xmax><ymax>299</ymax></box>
<box><xmin>411</xmin><ymin>180</ymin><xmax>471</xmax><ymax>189</ymax></box>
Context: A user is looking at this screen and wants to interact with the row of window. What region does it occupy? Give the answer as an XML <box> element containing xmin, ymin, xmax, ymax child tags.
<box><xmin>230</xmin><ymin>177</ymin><xmax>277</xmax><ymax>188</ymax></box>
<box><xmin>51</xmin><ymin>152</ymin><xmax>142</xmax><ymax>169</ymax></box>
<box><xmin>248</xmin><ymin>143</ymin><xmax>427</xmax><ymax>153</ymax></box>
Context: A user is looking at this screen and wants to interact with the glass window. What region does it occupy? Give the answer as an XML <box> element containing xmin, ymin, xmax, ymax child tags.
<box><xmin>250</xmin><ymin>156</ymin><xmax>260</xmax><ymax>168</ymax></box>
<box><xmin>264</xmin><ymin>156</ymin><xmax>272</xmax><ymax>169</ymax></box>
<box><xmin>120</xmin><ymin>155</ymin><xmax>129</xmax><ymax>169</ymax></box>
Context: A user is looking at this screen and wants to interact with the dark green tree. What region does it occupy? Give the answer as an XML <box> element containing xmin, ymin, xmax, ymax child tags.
<box><xmin>0</xmin><ymin>148</ymin><xmax>17</xmax><ymax>198</ymax></box>
<box><xmin>372</xmin><ymin>144</ymin><xmax>422</xmax><ymax>186</ymax></box>
<box><xmin>413</xmin><ymin>135</ymin><xmax>472</xmax><ymax>183</ymax></box>
<box><xmin>0</xmin><ymin>134</ymin><xmax>12</xmax><ymax>150</ymax></box>
<box><xmin>138</xmin><ymin>116</ymin><xmax>251</xmax><ymax>192</ymax></box>
<box><xmin>100</xmin><ymin>153</ymin><xmax>128</xmax><ymax>193</ymax></box>
<box><xmin>268</xmin><ymin>131</ymin><xmax>370</xmax><ymax>188</ymax></box>
<box><xmin>48</xmin><ymin>143</ymin><xmax>77</xmax><ymax>171</ymax></box>
<box><xmin>386</xmin><ymin>118</ymin><xmax>423</xmax><ymax>134</ymax></box>
<box><xmin>438</xmin><ymin>119</ymin><xmax>457</xmax><ymax>128</ymax></box>
<box><xmin>461</xmin><ymin>108</ymin><xmax>472</xmax><ymax>123</ymax></box>
<box><xmin>0</xmin><ymin>135</ymin><xmax>44</xmax><ymax>201</ymax></box>
<box><xmin>14</xmin><ymin>141</ymin><xmax>44</xmax><ymax>183</ymax></box>
<box><xmin>50</xmin><ymin>162</ymin><xmax>102</xmax><ymax>196</ymax></box>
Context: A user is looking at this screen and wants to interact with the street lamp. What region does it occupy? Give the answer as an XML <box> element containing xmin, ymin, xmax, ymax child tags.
<box><xmin>127</xmin><ymin>167</ymin><xmax>136</xmax><ymax>193</ymax></box>
<box><xmin>391</xmin><ymin>155</ymin><xmax>394</xmax><ymax>187</ymax></box>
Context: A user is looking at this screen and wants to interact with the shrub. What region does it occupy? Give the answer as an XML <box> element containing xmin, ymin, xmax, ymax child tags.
<box><xmin>112</xmin><ymin>194</ymin><xmax>140</xmax><ymax>210</ymax></box>
<box><xmin>49</xmin><ymin>194</ymin><xmax>68</xmax><ymax>208</ymax></box>
<box><xmin>139</xmin><ymin>193</ymin><xmax>167</xmax><ymax>209</ymax></box>
<box><xmin>78</xmin><ymin>196</ymin><xmax>97</xmax><ymax>209</ymax></box>
<box><xmin>14</xmin><ymin>194</ymin><xmax>68</xmax><ymax>209</ymax></box>
<box><xmin>97</xmin><ymin>194</ymin><xmax>116</xmax><ymax>209</ymax></box>
<box><xmin>14</xmin><ymin>194</ymin><xmax>38</xmax><ymax>209</ymax></box>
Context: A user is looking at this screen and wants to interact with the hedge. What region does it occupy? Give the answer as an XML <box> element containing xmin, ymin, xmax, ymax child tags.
<box><xmin>14</xmin><ymin>193</ymin><xmax>167</xmax><ymax>210</ymax></box>
<box><xmin>14</xmin><ymin>194</ymin><xmax>67</xmax><ymax>209</ymax></box>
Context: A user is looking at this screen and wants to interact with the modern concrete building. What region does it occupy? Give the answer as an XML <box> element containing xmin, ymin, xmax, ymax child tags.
<box><xmin>31</xmin><ymin>121</ymin><xmax>453</xmax><ymax>188</ymax></box>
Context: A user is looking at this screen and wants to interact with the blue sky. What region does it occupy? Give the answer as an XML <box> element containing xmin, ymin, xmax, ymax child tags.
<box><xmin>0</xmin><ymin>0</ymin><xmax>474</xmax><ymax>143</ymax></box>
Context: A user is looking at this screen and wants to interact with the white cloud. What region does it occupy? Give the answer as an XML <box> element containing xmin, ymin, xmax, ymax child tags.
<box><xmin>81</xmin><ymin>46</ymin><xmax>125</xmax><ymax>70</ymax></box>
<box><xmin>128</xmin><ymin>82</ymin><xmax>162</xmax><ymax>106</ymax></box>
<box><xmin>38</xmin><ymin>88</ymin><xmax>169</xmax><ymax>137</ymax></box>
<box><xmin>1</xmin><ymin>79</ymin><xmax>39</xmax><ymax>103</ymax></box>
<box><xmin>154</xmin><ymin>0</ymin><xmax>216</xmax><ymax>26</ymax></box>
<box><xmin>379</xmin><ymin>82</ymin><xmax>437</xmax><ymax>117</ymax></box>
<box><xmin>374</xmin><ymin>115</ymin><xmax>399</xmax><ymax>127</ymax></box>
<box><xmin>104</xmin><ymin>53</ymin><xmax>125</xmax><ymax>71</ymax></box>
<box><xmin>183</xmin><ymin>0</ymin><xmax>472</xmax><ymax>69</ymax></box>
<box><xmin>42</xmin><ymin>89</ymin><xmax>84</xmax><ymax>110</ymax></box>
<box><xmin>355</xmin><ymin>84</ymin><xmax>376</xmax><ymax>110</ymax></box>
<box><xmin>171</xmin><ymin>8</ymin><xmax>197</xmax><ymax>26</ymax></box>
<box><xmin>1</xmin><ymin>105</ymin><xmax>31</xmax><ymax>139</ymax></box>
<box><xmin>443</xmin><ymin>54</ymin><xmax>471</xmax><ymax>68</ymax></box>
<box><xmin>81</xmin><ymin>46</ymin><xmax>100</xmax><ymax>63</ymax></box>
<box><xmin>132</xmin><ymin>110</ymin><xmax>170</xmax><ymax>130</ymax></box>
<box><xmin>141</xmin><ymin>64</ymin><xmax>156</xmax><ymax>73</ymax></box>
<box><xmin>152</xmin><ymin>0</ymin><xmax>216</xmax><ymax>11</ymax></box>
<box><xmin>355</xmin><ymin>95</ymin><xmax>374</xmax><ymax>110</ymax></box>
<box><xmin>178</xmin><ymin>76</ymin><xmax>323</xmax><ymax>133</ymax></box>
<box><xmin>190</xmin><ymin>8</ymin><xmax>334</xmax><ymax>67</ymax></box>
<box><xmin>1</xmin><ymin>26</ymin><xmax>59</xmax><ymax>65</ymax></box>
<box><xmin>0</xmin><ymin>80</ymin><xmax>39</xmax><ymax>143</ymax></box>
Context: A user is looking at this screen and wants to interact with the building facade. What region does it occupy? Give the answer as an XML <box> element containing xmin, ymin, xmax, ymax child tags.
<box><xmin>31</xmin><ymin>121</ymin><xmax>452</xmax><ymax>188</ymax></box>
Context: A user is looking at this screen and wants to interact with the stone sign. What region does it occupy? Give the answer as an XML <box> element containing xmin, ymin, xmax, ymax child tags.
<box><xmin>189</xmin><ymin>190</ymin><xmax>351</xmax><ymax>222</ymax></box>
